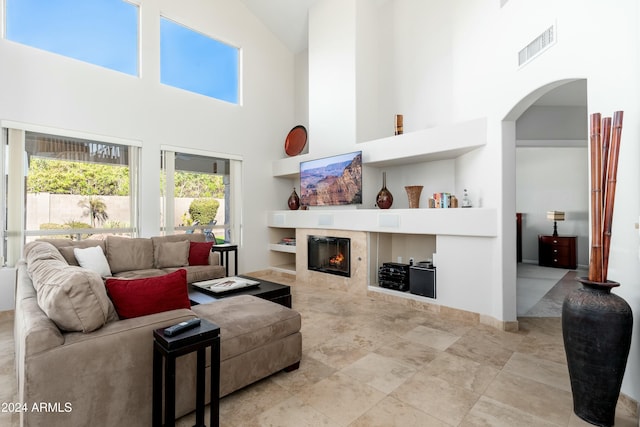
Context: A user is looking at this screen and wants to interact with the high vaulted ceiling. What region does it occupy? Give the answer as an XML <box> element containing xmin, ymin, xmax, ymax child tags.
<box><xmin>239</xmin><ymin>0</ymin><xmax>319</xmax><ymax>53</ymax></box>
<box><xmin>238</xmin><ymin>2</ymin><xmax>587</xmax><ymax>108</ymax></box>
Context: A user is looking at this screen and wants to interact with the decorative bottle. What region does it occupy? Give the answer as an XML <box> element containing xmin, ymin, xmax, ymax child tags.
<box><xmin>376</xmin><ymin>172</ymin><xmax>393</xmax><ymax>209</ymax></box>
<box><xmin>288</xmin><ymin>187</ymin><xmax>300</xmax><ymax>210</ymax></box>
<box><xmin>461</xmin><ymin>189</ymin><xmax>472</xmax><ymax>208</ymax></box>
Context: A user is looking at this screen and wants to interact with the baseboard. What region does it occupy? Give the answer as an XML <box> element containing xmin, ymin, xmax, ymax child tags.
<box><xmin>0</xmin><ymin>309</ymin><xmax>14</xmax><ymax>322</ymax></box>
<box><xmin>480</xmin><ymin>314</ymin><xmax>519</xmax><ymax>332</ymax></box>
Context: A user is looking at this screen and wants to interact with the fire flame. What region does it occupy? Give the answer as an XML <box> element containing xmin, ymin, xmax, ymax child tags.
<box><xmin>329</xmin><ymin>253</ymin><xmax>344</xmax><ymax>266</ymax></box>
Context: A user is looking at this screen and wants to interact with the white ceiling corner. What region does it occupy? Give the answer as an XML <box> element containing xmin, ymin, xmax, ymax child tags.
<box><xmin>239</xmin><ymin>0</ymin><xmax>319</xmax><ymax>53</ymax></box>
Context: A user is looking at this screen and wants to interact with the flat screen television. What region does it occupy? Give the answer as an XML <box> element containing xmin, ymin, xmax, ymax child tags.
<box><xmin>299</xmin><ymin>151</ymin><xmax>362</xmax><ymax>207</ymax></box>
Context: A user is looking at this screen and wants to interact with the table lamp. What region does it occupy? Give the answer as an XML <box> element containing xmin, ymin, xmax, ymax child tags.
<box><xmin>546</xmin><ymin>211</ymin><xmax>565</xmax><ymax>237</ymax></box>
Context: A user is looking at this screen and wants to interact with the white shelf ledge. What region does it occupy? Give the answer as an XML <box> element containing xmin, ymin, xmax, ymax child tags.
<box><xmin>268</xmin><ymin>243</ymin><xmax>297</xmax><ymax>253</ymax></box>
<box><xmin>272</xmin><ymin>117</ymin><xmax>487</xmax><ymax>178</ymax></box>
<box><xmin>360</xmin><ymin>117</ymin><xmax>487</xmax><ymax>167</ymax></box>
<box><xmin>267</xmin><ymin>207</ymin><xmax>497</xmax><ymax>237</ymax></box>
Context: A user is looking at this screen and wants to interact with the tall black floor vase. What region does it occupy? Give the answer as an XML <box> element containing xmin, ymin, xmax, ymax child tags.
<box><xmin>562</xmin><ymin>278</ymin><xmax>633</xmax><ymax>427</ymax></box>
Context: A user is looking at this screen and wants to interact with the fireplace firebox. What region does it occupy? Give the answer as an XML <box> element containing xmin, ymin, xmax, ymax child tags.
<box><xmin>307</xmin><ymin>235</ymin><xmax>351</xmax><ymax>277</ymax></box>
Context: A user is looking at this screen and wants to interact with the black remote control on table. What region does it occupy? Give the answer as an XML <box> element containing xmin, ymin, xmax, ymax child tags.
<box><xmin>163</xmin><ymin>318</ymin><xmax>201</xmax><ymax>337</ymax></box>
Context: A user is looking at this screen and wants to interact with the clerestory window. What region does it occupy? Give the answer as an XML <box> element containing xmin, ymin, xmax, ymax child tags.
<box><xmin>160</xmin><ymin>17</ymin><xmax>240</xmax><ymax>104</ymax></box>
<box><xmin>4</xmin><ymin>0</ymin><xmax>139</xmax><ymax>76</ymax></box>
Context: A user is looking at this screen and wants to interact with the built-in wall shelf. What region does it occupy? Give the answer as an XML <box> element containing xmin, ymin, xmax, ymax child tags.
<box><xmin>268</xmin><ymin>228</ymin><xmax>297</xmax><ymax>274</ymax></box>
<box><xmin>272</xmin><ymin>117</ymin><xmax>487</xmax><ymax>178</ymax></box>
<box><xmin>267</xmin><ymin>207</ymin><xmax>497</xmax><ymax>237</ymax></box>
<box><xmin>360</xmin><ymin>117</ymin><xmax>487</xmax><ymax>167</ymax></box>
<box><xmin>268</xmin><ymin>243</ymin><xmax>297</xmax><ymax>253</ymax></box>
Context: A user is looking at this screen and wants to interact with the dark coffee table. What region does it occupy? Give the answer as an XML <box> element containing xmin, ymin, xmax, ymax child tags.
<box><xmin>189</xmin><ymin>275</ymin><xmax>292</xmax><ymax>308</ymax></box>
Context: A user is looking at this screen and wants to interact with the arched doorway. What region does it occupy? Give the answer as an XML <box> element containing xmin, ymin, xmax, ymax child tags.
<box><xmin>502</xmin><ymin>79</ymin><xmax>588</xmax><ymax>319</ymax></box>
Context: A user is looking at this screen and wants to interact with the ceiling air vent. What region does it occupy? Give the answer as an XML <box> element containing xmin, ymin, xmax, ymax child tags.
<box><xmin>518</xmin><ymin>25</ymin><xmax>556</xmax><ymax>67</ymax></box>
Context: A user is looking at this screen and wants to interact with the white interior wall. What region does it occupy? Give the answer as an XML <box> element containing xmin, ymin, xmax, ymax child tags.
<box><xmin>516</xmin><ymin>106</ymin><xmax>588</xmax><ymax>140</ymax></box>
<box><xmin>2</xmin><ymin>0</ymin><xmax>639</xmax><ymax>403</ymax></box>
<box><xmin>385</xmin><ymin>0</ymin><xmax>454</xmax><ymax>132</ymax></box>
<box><xmin>515</xmin><ymin>103</ymin><xmax>589</xmax><ymax>266</ymax></box>
<box><xmin>492</xmin><ymin>0</ymin><xmax>640</xmax><ymax>403</ymax></box>
<box><xmin>355</xmin><ymin>0</ymin><xmax>380</xmax><ymax>144</ymax></box>
<box><xmin>516</xmin><ymin>147</ymin><xmax>589</xmax><ymax>265</ymax></box>
<box><xmin>0</xmin><ymin>0</ymin><xmax>296</xmax><ymax>274</ymax></box>
<box><xmin>293</xmin><ymin>49</ymin><xmax>310</xmax><ymax>155</ymax></box>
<box><xmin>305</xmin><ymin>0</ymin><xmax>640</xmax><ymax>400</ymax></box>
<box><xmin>308</xmin><ymin>0</ymin><xmax>357</xmax><ymax>156</ymax></box>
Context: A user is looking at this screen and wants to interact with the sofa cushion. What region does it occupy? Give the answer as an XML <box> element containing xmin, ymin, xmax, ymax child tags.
<box><xmin>162</xmin><ymin>265</ymin><xmax>226</xmax><ymax>284</ymax></box>
<box><xmin>58</xmin><ymin>247</ymin><xmax>80</xmax><ymax>266</ymax></box>
<box><xmin>105</xmin><ymin>269</ymin><xmax>191</xmax><ymax>319</ymax></box>
<box><xmin>25</xmin><ymin>242</ymin><xmax>117</xmax><ymax>332</ymax></box>
<box><xmin>24</xmin><ymin>241</ymin><xmax>67</xmax><ymax>264</ymax></box>
<box><xmin>36</xmin><ymin>239</ymin><xmax>106</xmax><ymax>266</ymax></box>
<box><xmin>106</xmin><ymin>236</ymin><xmax>154</xmax><ymax>274</ymax></box>
<box><xmin>155</xmin><ymin>240</ymin><xmax>190</xmax><ymax>268</ymax></box>
<box><xmin>74</xmin><ymin>246</ymin><xmax>112</xmax><ymax>277</ymax></box>
<box><xmin>112</xmin><ymin>269</ymin><xmax>168</xmax><ymax>280</ymax></box>
<box><xmin>188</xmin><ymin>241</ymin><xmax>214</xmax><ymax>265</ymax></box>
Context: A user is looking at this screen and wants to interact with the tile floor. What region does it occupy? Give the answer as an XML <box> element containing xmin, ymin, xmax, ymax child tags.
<box><xmin>516</xmin><ymin>263</ymin><xmax>571</xmax><ymax>316</ymax></box>
<box><xmin>1</xmin><ymin>270</ymin><xmax>637</xmax><ymax>427</ymax></box>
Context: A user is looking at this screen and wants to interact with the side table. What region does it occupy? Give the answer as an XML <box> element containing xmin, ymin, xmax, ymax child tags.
<box><xmin>211</xmin><ymin>244</ymin><xmax>238</xmax><ymax>276</ymax></box>
<box><xmin>153</xmin><ymin>318</ymin><xmax>220</xmax><ymax>427</ymax></box>
<box><xmin>538</xmin><ymin>235</ymin><xmax>577</xmax><ymax>269</ymax></box>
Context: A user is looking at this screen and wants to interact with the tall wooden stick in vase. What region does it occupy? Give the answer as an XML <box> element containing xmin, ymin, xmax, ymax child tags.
<box><xmin>601</xmin><ymin>111</ymin><xmax>624</xmax><ymax>281</ymax></box>
<box><xmin>589</xmin><ymin>113</ymin><xmax>603</xmax><ymax>282</ymax></box>
<box><xmin>601</xmin><ymin>117</ymin><xmax>612</xmax><ymax>194</ymax></box>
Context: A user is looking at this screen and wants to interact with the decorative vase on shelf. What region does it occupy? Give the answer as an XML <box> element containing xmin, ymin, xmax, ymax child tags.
<box><xmin>376</xmin><ymin>172</ymin><xmax>393</xmax><ymax>209</ymax></box>
<box><xmin>404</xmin><ymin>185</ymin><xmax>423</xmax><ymax>208</ymax></box>
<box><xmin>287</xmin><ymin>187</ymin><xmax>300</xmax><ymax>210</ymax></box>
<box><xmin>562</xmin><ymin>278</ymin><xmax>633</xmax><ymax>427</ymax></box>
<box><xmin>395</xmin><ymin>114</ymin><xmax>403</xmax><ymax>135</ymax></box>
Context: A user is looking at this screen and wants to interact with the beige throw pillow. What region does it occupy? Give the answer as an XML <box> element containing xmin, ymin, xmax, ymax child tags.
<box><xmin>26</xmin><ymin>242</ymin><xmax>117</xmax><ymax>332</ymax></box>
<box><xmin>155</xmin><ymin>240</ymin><xmax>190</xmax><ymax>268</ymax></box>
<box><xmin>106</xmin><ymin>236</ymin><xmax>154</xmax><ymax>274</ymax></box>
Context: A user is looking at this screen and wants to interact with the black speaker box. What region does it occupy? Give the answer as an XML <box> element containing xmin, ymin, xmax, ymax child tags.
<box><xmin>409</xmin><ymin>265</ymin><xmax>436</xmax><ymax>298</ymax></box>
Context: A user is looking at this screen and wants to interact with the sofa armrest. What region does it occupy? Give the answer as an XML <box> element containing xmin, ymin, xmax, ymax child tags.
<box><xmin>21</xmin><ymin>309</ymin><xmax>198</xmax><ymax>427</ymax></box>
<box><xmin>209</xmin><ymin>250</ymin><xmax>221</xmax><ymax>266</ymax></box>
<box><xmin>64</xmin><ymin>308</ymin><xmax>196</xmax><ymax>343</ymax></box>
<box><xmin>17</xmin><ymin>297</ymin><xmax>65</xmax><ymax>356</ymax></box>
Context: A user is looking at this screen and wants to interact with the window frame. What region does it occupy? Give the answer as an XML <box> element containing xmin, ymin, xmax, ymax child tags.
<box><xmin>160</xmin><ymin>145</ymin><xmax>243</xmax><ymax>246</ymax></box>
<box><xmin>1</xmin><ymin>120</ymin><xmax>141</xmax><ymax>266</ymax></box>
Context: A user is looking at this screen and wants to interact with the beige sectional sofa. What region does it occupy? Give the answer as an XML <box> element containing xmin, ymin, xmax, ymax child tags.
<box><xmin>14</xmin><ymin>235</ymin><xmax>302</xmax><ymax>427</ymax></box>
<box><xmin>40</xmin><ymin>233</ymin><xmax>226</xmax><ymax>284</ymax></box>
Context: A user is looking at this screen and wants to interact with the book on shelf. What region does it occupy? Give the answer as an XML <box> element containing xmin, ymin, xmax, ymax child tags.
<box><xmin>432</xmin><ymin>192</ymin><xmax>452</xmax><ymax>208</ymax></box>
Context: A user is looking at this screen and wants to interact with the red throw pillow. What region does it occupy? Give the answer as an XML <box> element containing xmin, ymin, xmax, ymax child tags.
<box><xmin>189</xmin><ymin>241</ymin><xmax>214</xmax><ymax>266</ymax></box>
<box><xmin>105</xmin><ymin>269</ymin><xmax>191</xmax><ymax>319</ymax></box>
